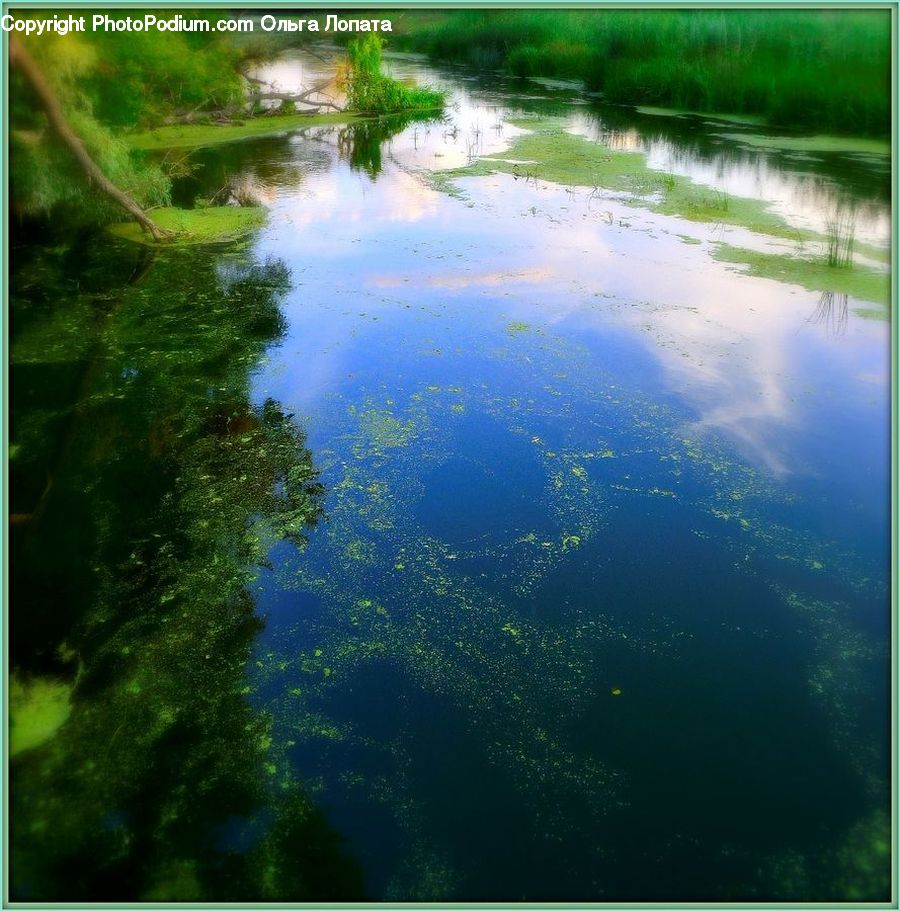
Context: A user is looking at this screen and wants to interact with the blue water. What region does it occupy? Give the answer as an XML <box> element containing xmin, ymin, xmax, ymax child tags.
<box><xmin>211</xmin><ymin>56</ymin><xmax>892</xmax><ymax>900</ymax></box>
<box><xmin>10</xmin><ymin>51</ymin><xmax>890</xmax><ymax>902</ymax></box>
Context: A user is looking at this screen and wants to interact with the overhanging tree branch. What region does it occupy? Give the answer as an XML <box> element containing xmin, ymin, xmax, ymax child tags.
<box><xmin>9</xmin><ymin>36</ymin><xmax>172</xmax><ymax>241</ymax></box>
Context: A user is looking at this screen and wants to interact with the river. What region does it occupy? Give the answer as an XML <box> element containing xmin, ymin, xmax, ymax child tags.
<box><xmin>9</xmin><ymin>49</ymin><xmax>891</xmax><ymax>901</ymax></box>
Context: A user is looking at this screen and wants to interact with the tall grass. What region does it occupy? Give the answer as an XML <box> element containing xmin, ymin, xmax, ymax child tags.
<box><xmin>825</xmin><ymin>205</ymin><xmax>857</xmax><ymax>268</ymax></box>
<box><xmin>342</xmin><ymin>33</ymin><xmax>444</xmax><ymax>115</ymax></box>
<box><xmin>396</xmin><ymin>10</ymin><xmax>890</xmax><ymax>136</ymax></box>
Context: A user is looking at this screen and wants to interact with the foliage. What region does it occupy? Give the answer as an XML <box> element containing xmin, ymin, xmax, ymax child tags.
<box><xmin>82</xmin><ymin>14</ymin><xmax>244</xmax><ymax>127</ymax></box>
<box><xmin>9</xmin><ymin>16</ymin><xmax>245</xmax><ymax>223</ymax></box>
<box><xmin>11</xmin><ymin>107</ymin><xmax>171</xmax><ymax>221</ymax></box>
<box><xmin>342</xmin><ymin>34</ymin><xmax>444</xmax><ymax>115</ymax></box>
<box><xmin>397</xmin><ymin>9</ymin><xmax>890</xmax><ymax>135</ymax></box>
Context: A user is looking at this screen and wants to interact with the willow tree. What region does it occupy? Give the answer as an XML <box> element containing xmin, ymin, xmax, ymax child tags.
<box><xmin>10</xmin><ymin>35</ymin><xmax>169</xmax><ymax>239</ymax></box>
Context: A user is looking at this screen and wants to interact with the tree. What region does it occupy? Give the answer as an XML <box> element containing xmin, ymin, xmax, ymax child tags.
<box><xmin>10</xmin><ymin>35</ymin><xmax>170</xmax><ymax>239</ymax></box>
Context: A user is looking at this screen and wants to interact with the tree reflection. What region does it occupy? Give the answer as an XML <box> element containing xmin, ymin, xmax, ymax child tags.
<box><xmin>10</xmin><ymin>244</ymin><xmax>363</xmax><ymax>901</ymax></box>
<box><xmin>338</xmin><ymin>113</ymin><xmax>441</xmax><ymax>178</ymax></box>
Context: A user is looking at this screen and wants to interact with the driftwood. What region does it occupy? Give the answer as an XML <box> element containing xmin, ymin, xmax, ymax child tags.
<box><xmin>159</xmin><ymin>76</ymin><xmax>346</xmax><ymax>126</ymax></box>
<box><xmin>9</xmin><ymin>36</ymin><xmax>171</xmax><ymax>241</ymax></box>
<box><xmin>244</xmin><ymin>73</ymin><xmax>345</xmax><ymax>113</ymax></box>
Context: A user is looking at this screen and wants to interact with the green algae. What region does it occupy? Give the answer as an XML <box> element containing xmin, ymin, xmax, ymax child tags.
<box><xmin>9</xmin><ymin>674</ymin><xmax>72</xmax><ymax>757</ymax></box>
<box><xmin>854</xmin><ymin>241</ymin><xmax>891</xmax><ymax>265</ymax></box>
<box><xmin>766</xmin><ymin>808</ymin><xmax>890</xmax><ymax>901</ymax></box>
<box><xmin>713</xmin><ymin>244</ymin><xmax>890</xmax><ymax>306</ymax></box>
<box><xmin>718</xmin><ymin>132</ymin><xmax>890</xmax><ymax>156</ymax></box>
<box><xmin>26</xmin><ymin>276</ymin><xmax>871</xmax><ymax>900</ymax></box>
<box><xmin>449</xmin><ymin>121</ymin><xmax>805</xmax><ymax>239</ymax></box>
<box><xmin>108</xmin><ymin>206</ymin><xmax>267</xmax><ymax>246</ymax></box>
<box><xmin>636</xmin><ymin>105</ymin><xmax>766</xmax><ymax>127</ymax></box>
<box><xmin>853</xmin><ymin>306</ymin><xmax>890</xmax><ymax>322</ymax></box>
<box><xmin>126</xmin><ymin>112</ymin><xmax>361</xmax><ymax>151</ymax></box>
<box><xmin>256</xmin><ymin>380</ymin><xmax>631</xmax><ymax>857</ymax></box>
<box><xmin>506</xmin><ymin>321</ymin><xmax>531</xmax><ymax>334</ymax></box>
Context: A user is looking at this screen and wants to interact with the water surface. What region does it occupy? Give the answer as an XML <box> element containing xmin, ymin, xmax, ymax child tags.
<box><xmin>10</xmin><ymin>50</ymin><xmax>891</xmax><ymax>902</ymax></box>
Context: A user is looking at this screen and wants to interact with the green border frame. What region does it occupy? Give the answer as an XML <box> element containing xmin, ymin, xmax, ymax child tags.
<box><xmin>0</xmin><ymin>1</ymin><xmax>896</xmax><ymax>908</ymax></box>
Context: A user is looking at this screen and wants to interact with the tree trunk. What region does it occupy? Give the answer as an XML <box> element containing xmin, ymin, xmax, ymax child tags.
<box><xmin>9</xmin><ymin>36</ymin><xmax>171</xmax><ymax>241</ymax></box>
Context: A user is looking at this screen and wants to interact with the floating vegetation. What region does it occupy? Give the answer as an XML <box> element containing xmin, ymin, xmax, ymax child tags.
<box><xmin>108</xmin><ymin>206</ymin><xmax>267</xmax><ymax>246</ymax></box>
<box><xmin>717</xmin><ymin>132</ymin><xmax>890</xmax><ymax>156</ymax></box>
<box><xmin>241</xmin><ymin>306</ymin><xmax>886</xmax><ymax>899</ymax></box>
<box><xmin>506</xmin><ymin>321</ymin><xmax>531</xmax><ymax>334</ymax></box>
<box><xmin>713</xmin><ymin>244</ymin><xmax>888</xmax><ymax>306</ymax></box>
<box><xmin>444</xmin><ymin>120</ymin><xmax>810</xmax><ymax>239</ymax></box>
<box><xmin>9</xmin><ymin>674</ymin><xmax>72</xmax><ymax>757</ymax></box>
<box><xmin>126</xmin><ymin>112</ymin><xmax>361</xmax><ymax>151</ymax></box>
<box><xmin>8</xmin><ymin>247</ymin><xmax>363</xmax><ymax>902</ymax></box>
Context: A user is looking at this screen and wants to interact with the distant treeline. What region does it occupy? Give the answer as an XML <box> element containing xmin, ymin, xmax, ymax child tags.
<box><xmin>394</xmin><ymin>9</ymin><xmax>890</xmax><ymax>136</ymax></box>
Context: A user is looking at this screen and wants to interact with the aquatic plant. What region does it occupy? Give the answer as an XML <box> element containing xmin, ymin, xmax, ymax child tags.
<box><xmin>397</xmin><ymin>9</ymin><xmax>890</xmax><ymax>135</ymax></box>
<box><xmin>342</xmin><ymin>34</ymin><xmax>444</xmax><ymax>116</ymax></box>
<box><xmin>825</xmin><ymin>204</ymin><xmax>857</xmax><ymax>269</ymax></box>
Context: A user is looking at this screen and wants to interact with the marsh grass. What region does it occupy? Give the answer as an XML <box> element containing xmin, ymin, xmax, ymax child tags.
<box><xmin>343</xmin><ymin>33</ymin><xmax>444</xmax><ymax>115</ymax></box>
<box><xmin>825</xmin><ymin>205</ymin><xmax>857</xmax><ymax>269</ymax></box>
<box><xmin>398</xmin><ymin>10</ymin><xmax>890</xmax><ymax>135</ymax></box>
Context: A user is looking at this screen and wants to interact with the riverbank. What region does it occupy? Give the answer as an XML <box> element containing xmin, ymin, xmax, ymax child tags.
<box><xmin>393</xmin><ymin>9</ymin><xmax>890</xmax><ymax>137</ymax></box>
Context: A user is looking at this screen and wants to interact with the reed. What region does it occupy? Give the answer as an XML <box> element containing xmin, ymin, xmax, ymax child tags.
<box><xmin>825</xmin><ymin>205</ymin><xmax>857</xmax><ymax>269</ymax></box>
<box><xmin>397</xmin><ymin>10</ymin><xmax>890</xmax><ymax>136</ymax></box>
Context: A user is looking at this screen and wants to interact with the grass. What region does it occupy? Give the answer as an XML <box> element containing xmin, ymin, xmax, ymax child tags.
<box><xmin>126</xmin><ymin>112</ymin><xmax>361</xmax><ymax>151</ymax></box>
<box><xmin>395</xmin><ymin>9</ymin><xmax>890</xmax><ymax>136</ymax></box>
<box><xmin>825</xmin><ymin>207</ymin><xmax>857</xmax><ymax>269</ymax></box>
<box><xmin>108</xmin><ymin>206</ymin><xmax>267</xmax><ymax>246</ymax></box>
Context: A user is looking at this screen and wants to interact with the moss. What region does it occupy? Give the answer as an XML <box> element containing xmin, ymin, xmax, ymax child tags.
<box><xmin>108</xmin><ymin>206</ymin><xmax>267</xmax><ymax>246</ymax></box>
<box><xmin>718</xmin><ymin>132</ymin><xmax>889</xmax><ymax>156</ymax></box>
<box><xmin>449</xmin><ymin>122</ymin><xmax>806</xmax><ymax>239</ymax></box>
<box><xmin>10</xmin><ymin>673</ymin><xmax>72</xmax><ymax>757</ymax></box>
<box><xmin>714</xmin><ymin>244</ymin><xmax>890</xmax><ymax>305</ymax></box>
<box><xmin>126</xmin><ymin>112</ymin><xmax>362</xmax><ymax>151</ymax></box>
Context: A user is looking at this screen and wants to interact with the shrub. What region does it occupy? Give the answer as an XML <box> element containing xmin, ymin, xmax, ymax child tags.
<box><xmin>343</xmin><ymin>34</ymin><xmax>444</xmax><ymax>115</ymax></box>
